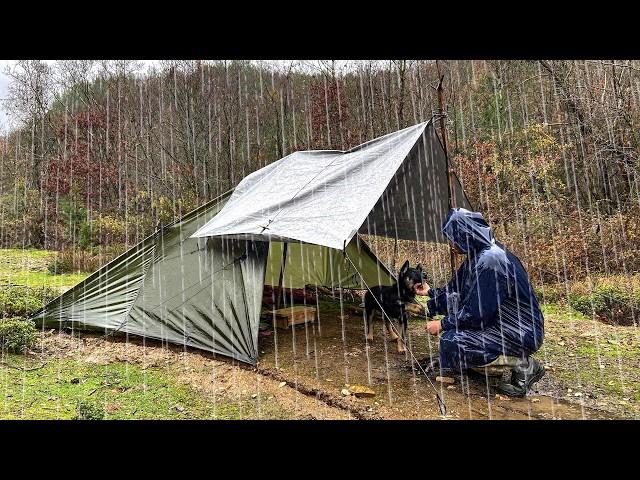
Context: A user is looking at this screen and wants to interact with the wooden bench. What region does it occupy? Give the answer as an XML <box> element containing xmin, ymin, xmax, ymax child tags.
<box><xmin>271</xmin><ymin>305</ymin><xmax>317</xmax><ymax>329</ymax></box>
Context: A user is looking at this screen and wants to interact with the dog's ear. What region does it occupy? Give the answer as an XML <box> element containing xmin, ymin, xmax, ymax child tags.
<box><xmin>416</xmin><ymin>263</ymin><xmax>423</xmax><ymax>271</ymax></box>
<box><xmin>400</xmin><ymin>260</ymin><xmax>410</xmax><ymax>274</ymax></box>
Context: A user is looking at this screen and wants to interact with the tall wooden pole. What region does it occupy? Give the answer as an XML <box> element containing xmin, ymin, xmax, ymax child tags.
<box><xmin>435</xmin><ymin>60</ymin><xmax>458</xmax><ymax>279</ymax></box>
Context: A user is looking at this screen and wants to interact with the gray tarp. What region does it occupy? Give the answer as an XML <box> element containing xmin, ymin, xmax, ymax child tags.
<box><xmin>361</xmin><ymin>122</ymin><xmax>469</xmax><ymax>242</ymax></box>
<box><xmin>192</xmin><ymin>121</ymin><xmax>470</xmax><ymax>249</ymax></box>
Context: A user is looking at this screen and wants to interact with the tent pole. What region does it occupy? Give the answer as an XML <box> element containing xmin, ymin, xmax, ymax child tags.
<box><xmin>436</xmin><ymin>60</ymin><xmax>457</xmax><ymax>279</ymax></box>
<box><xmin>276</xmin><ymin>242</ymin><xmax>288</xmax><ymax>309</ymax></box>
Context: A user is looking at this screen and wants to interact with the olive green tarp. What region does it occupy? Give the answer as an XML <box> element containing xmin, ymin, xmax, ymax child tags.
<box><xmin>31</xmin><ymin>192</ymin><xmax>394</xmax><ymax>365</ymax></box>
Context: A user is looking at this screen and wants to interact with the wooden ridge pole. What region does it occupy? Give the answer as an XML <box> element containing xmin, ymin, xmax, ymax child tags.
<box><xmin>435</xmin><ymin>60</ymin><xmax>458</xmax><ymax>278</ymax></box>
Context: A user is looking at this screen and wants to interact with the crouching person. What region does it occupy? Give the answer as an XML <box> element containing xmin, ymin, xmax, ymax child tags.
<box><xmin>417</xmin><ymin>208</ymin><xmax>545</xmax><ymax>397</ymax></box>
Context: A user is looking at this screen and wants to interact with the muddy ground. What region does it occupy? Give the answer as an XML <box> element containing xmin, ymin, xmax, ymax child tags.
<box><xmin>18</xmin><ymin>330</ymin><xmax>351</xmax><ymax>419</ymax></box>
<box><xmin>257</xmin><ymin>300</ymin><xmax>629</xmax><ymax>420</ymax></box>
<box><xmin>10</xmin><ymin>298</ymin><xmax>637</xmax><ymax>420</ymax></box>
<box><xmin>258</xmin><ymin>302</ymin><xmax>640</xmax><ymax>419</ymax></box>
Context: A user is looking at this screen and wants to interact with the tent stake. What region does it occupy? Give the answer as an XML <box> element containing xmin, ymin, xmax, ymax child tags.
<box><xmin>276</xmin><ymin>242</ymin><xmax>288</xmax><ymax>309</ymax></box>
<box><xmin>436</xmin><ymin>60</ymin><xmax>458</xmax><ymax>279</ymax></box>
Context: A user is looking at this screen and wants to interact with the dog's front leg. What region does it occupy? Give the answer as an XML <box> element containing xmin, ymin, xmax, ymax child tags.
<box><xmin>397</xmin><ymin>311</ymin><xmax>408</xmax><ymax>354</ymax></box>
<box><xmin>365</xmin><ymin>309</ymin><xmax>375</xmax><ymax>342</ymax></box>
<box><xmin>384</xmin><ymin>317</ymin><xmax>399</xmax><ymax>341</ymax></box>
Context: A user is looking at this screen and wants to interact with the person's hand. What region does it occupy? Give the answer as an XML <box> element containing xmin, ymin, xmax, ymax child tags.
<box><xmin>426</xmin><ymin>319</ymin><xmax>442</xmax><ymax>336</ymax></box>
<box><xmin>414</xmin><ymin>282</ymin><xmax>431</xmax><ymax>296</ymax></box>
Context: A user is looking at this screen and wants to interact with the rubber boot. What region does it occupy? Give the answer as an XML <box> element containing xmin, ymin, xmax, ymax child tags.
<box><xmin>496</xmin><ymin>357</ymin><xmax>545</xmax><ymax>397</ymax></box>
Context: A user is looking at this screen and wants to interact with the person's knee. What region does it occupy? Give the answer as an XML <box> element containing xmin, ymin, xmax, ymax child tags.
<box><xmin>440</xmin><ymin>330</ymin><xmax>464</xmax><ymax>351</ymax></box>
<box><xmin>439</xmin><ymin>330</ymin><xmax>464</xmax><ymax>369</ymax></box>
<box><xmin>439</xmin><ymin>330</ymin><xmax>492</xmax><ymax>370</ymax></box>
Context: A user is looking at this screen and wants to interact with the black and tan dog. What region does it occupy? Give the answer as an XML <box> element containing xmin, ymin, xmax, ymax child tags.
<box><xmin>364</xmin><ymin>260</ymin><xmax>425</xmax><ymax>353</ymax></box>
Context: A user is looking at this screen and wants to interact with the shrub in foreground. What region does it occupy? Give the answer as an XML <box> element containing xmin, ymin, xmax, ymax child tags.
<box><xmin>568</xmin><ymin>286</ymin><xmax>640</xmax><ymax>326</ymax></box>
<box><xmin>0</xmin><ymin>285</ymin><xmax>58</xmax><ymax>318</ymax></box>
<box><xmin>0</xmin><ymin>317</ymin><xmax>37</xmax><ymax>353</ymax></box>
<box><xmin>74</xmin><ymin>400</ymin><xmax>105</xmax><ymax>420</ymax></box>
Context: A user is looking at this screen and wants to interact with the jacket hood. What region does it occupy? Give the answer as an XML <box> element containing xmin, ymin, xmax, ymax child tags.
<box><xmin>442</xmin><ymin>208</ymin><xmax>494</xmax><ymax>254</ymax></box>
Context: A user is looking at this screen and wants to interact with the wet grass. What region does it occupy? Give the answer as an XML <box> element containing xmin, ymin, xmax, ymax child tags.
<box><xmin>537</xmin><ymin>303</ymin><xmax>640</xmax><ymax>417</ymax></box>
<box><xmin>0</xmin><ymin>249</ymin><xmax>88</xmax><ymax>289</ymax></box>
<box><xmin>0</xmin><ymin>355</ymin><xmax>244</xmax><ymax>419</ymax></box>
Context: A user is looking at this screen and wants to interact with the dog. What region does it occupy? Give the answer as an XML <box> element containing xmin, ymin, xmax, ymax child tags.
<box><xmin>364</xmin><ymin>260</ymin><xmax>425</xmax><ymax>353</ymax></box>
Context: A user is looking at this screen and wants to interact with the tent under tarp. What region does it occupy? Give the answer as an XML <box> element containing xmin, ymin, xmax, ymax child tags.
<box><xmin>31</xmin><ymin>194</ymin><xmax>393</xmax><ymax>364</ymax></box>
<box><xmin>32</xmin><ymin>120</ymin><xmax>470</xmax><ymax>365</ymax></box>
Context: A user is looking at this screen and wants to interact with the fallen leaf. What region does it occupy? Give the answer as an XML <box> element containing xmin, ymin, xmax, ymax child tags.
<box><xmin>278</xmin><ymin>381</ymin><xmax>287</xmax><ymax>388</ymax></box>
<box><xmin>348</xmin><ymin>385</ymin><xmax>376</xmax><ymax>398</ymax></box>
<box><xmin>341</xmin><ymin>388</ymin><xmax>351</xmax><ymax>396</ymax></box>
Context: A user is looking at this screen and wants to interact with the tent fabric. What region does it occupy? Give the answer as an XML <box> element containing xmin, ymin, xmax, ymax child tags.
<box><xmin>31</xmin><ymin>192</ymin><xmax>271</xmax><ymax>364</ymax></box>
<box><xmin>31</xmin><ymin>195</ymin><xmax>392</xmax><ymax>364</ymax></box>
<box><xmin>127</xmin><ymin>238</ymin><xmax>268</xmax><ymax>364</ymax></box>
<box><xmin>192</xmin><ymin>121</ymin><xmax>471</xmax><ymax>250</ymax></box>
<box><xmin>30</xmin><ymin>238</ymin><xmax>157</xmax><ymax>330</ymax></box>
<box><xmin>264</xmin><ymin>235</ymin><xmax>394</xmax><ymax>289</ymax></box>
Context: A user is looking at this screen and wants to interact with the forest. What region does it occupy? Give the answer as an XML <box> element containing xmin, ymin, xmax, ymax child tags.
<box><xmin>3</xmin><ymin>60</ymin><xmax>640</xmax><ymax>299</ymax></box>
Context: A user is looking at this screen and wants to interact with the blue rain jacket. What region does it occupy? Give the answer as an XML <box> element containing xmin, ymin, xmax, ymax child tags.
<box><xmin>427</xmin><ymin>208</ymin><xmax>544</xmax><ymax>370</ymax></box>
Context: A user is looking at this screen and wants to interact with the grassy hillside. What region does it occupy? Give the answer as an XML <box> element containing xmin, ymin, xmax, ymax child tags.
<box><xmin>0</xmin><ymin>249</ymin><xmax>88</xmax><ymax>290</ymax></box>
